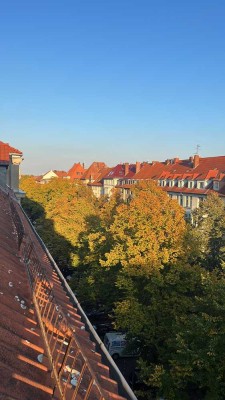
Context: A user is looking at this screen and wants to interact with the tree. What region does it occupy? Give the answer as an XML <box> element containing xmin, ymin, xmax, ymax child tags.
<box><xmin>20</xmin><ymin>177</ymin><xmax>98</xmax><ymax>268</ymax></box>
<box><xmin>72</xmin><ymin>181</ymin><xmax>186</xmax><ymax>311</ymax></box>
<box><xmin>100</xmin><ymin>181</ymin><xmax>186</xmax><ymax>276</ymax></box>
<box><xmin>190</xmin><ymin>193</ymin><xmax>225</xmax><ymax>270</ymax></box>
<box><xmin>114</xmin><ymin>264</ymin><xmax>225</xmax><ymax>400</ymax></box>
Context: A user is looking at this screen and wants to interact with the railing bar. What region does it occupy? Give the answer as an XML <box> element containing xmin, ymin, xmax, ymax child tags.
<box><xmin>71</xmin><ymin>362</ymin><xmax>87</xmax><ymax>400</ymax></box>
<box><xmin>51</xmin><ymin>317</ymin><xmax>65</xmax><ymax>357</ymax></box>
<box><xmin>42</xmin><ymin>288</ymin><xmax>53</xmax><ymax>318</ymax></box>
<box><xmin>45</xmin><ymin>299</ymin><xmax>54</xmax><ymax>322</ymax></box>
<box><xmin>46</xmin><ymin>304</ymin><xmax>57</xmax><ymax>337</ymax></box>
<box><xmin>54</xmin><ymin>333</ymin><xmax>69</xmax><ymax>374</ymax></box>
<box><xmin>83</xmin><ymin>377</ymin><xmax>95</xmax><ymax>400</ymax></box>
<box><xmin>58</xmin><ymin>336</ymin><xmax>75</xmax><ymax>379</ymax></box>
<box><xmin>62</xmin><ymin>348</ymin><xmax>81</xmax><ymax>396</ymax></box>
<box><xmin>49</xmin><ymin>308</ymin><xmax>61</xmax><ymax>348</ymax></box>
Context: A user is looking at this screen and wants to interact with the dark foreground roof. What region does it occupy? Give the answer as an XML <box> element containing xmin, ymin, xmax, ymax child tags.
<box><xmin>0</xmin><ymin>185</ymin><xmax>136</xmax><ymax>400</ymax></box>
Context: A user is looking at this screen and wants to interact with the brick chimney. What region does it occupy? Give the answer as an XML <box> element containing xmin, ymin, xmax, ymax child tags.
<box><xmin>193</xmin><ymin>154</ymin><xmax>200</xmax><ymax>168</ymax></box>
<box><xmin>136</xmin><ymin>161</ymin><xmax>141</xmax><ymax>174</ymax></box>
<box><xmin>124</xmin><ymin>162</ymin><xmax>129</xmax><ymax>176</ymax></box>
<box><xmin>173</xmin><ymin>157</ymin><xmax>179</xmax><ymax>164</ymax></box>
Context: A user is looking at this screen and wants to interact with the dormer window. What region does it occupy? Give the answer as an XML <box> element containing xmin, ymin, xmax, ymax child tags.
<box><xmin>197</xmin><ymin>181</ymin><xmax>205</xmax><ymax>189</ymax></box>
<box><xmin>168</xmin><ymin>180</ymin><xmax>174</xmax><ymax>187</ymax></box>
<box><xmin>188</xmin><ymin>181</ymin><xmax>195</xmax><ymax>189</ymax></box>
<box><xmin>178</xmin><ymin>180</ymin><xmax>184</xmax><ymax>188</ymax></box>
<box><xmin>213</xmin><ymin>181</ymin><xmax>219</xmax><ymax>191</ymax></box>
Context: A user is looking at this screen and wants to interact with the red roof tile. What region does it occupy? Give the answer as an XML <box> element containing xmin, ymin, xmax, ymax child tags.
<box><xmin>82</xmin><ymin>162</ymin><xmax>107</xmax><ymax>181</ymax></box>
<box><xmin>104</xmin><ymin>164</ymin><xmax>136</xmax><ymax>179</ymax></box>
<box><xmin>134</xmin><ymin>156</ymin><xmax>225</xmax><ymax>182</ymax></box>
<box><xmin>53</xmin><ymin>170</ymin><xmax>68</xmax><ymax>178</ymax></box>
<box><xmin>0</xmin><ymin>141</ymin><xmax>22</xmax><ymax>162</ymax></box>
<box><xmin>88</xmin><ymin>167</ymin><xmax>113</xmax><ymax>187</ymax></box>
<box><xmin>67</xmin><ymin>162</ymin><xmax>85</xmax><ymax>180</ymax></box>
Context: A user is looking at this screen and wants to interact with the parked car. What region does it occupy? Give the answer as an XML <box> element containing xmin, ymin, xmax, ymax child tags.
<box><xmin>104</xmin><ymin>332</ymin><xmax>140</xmax><ymax>359</ymax></box>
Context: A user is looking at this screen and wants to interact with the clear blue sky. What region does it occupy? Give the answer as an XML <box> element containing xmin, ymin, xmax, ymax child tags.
<box><xmin>1</xmin><ymin>0</ymin><xmax>225</xmax><ymax>174</ymax></box>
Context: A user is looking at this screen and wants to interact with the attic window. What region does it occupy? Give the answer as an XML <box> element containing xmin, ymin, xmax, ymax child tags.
<box><xmin>213</xmin><ymin>181</ymin><xmax>219</xmax><ymax>191</ymax></box>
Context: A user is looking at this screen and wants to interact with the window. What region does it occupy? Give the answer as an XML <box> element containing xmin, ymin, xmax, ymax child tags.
<box><xmin>213</xmin><ymin>181</ymin><xmax>219</xmax><ymax>190</ymax></box>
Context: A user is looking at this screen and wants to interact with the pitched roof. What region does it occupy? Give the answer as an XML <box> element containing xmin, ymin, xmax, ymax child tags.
<box><xmin>53</xmin><ymin>170</ymin><xmax>68</xmax><ymax>178</ymax></box>
<box><xmin>88</xmin><ymin>167</ymin><xmax>113</xmax><ymax>187</ymax></box>
<box><xmin>104</xmin><ymin>164</ymin><xmax>136</xmax><ymax>179</ymax></box>
<box><xmin>134</xmin><ymin>156</ymin><xmax>225</xmax><ymax>181</ymax></box>
<box><xmin>0</xmin><ymin>185</ymin><xmax>133</xmax><ymax>400</ymax></box>
<box><xmin>0</xmin><ymin>141</ymin><xmax>22</xmax><ymax>162</ymax></box>
<box><xmin>67</xmin><ymin>163</ymin><xmax>85</xmax><ymax>180</ymax></box>
<box><xmin>81</xmin><ymin>162</ymin><xmax>107</xmax><ymax>181</ymax></box>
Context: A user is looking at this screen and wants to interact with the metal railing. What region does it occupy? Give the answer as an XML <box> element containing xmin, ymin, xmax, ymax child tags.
<box><xmin>21</xmin><ymin>237</ymin><xmax>107</xmax><ymax>400</ymax></box>
<box><xmin>9</xmin><ymin>198</ymin><xmax>25</xmax><ymax>249</ymax></box>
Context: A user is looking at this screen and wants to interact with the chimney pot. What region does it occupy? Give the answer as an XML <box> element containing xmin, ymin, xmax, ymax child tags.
<box><xmin>124</xmin><ymin>162</ymin><xmax>129</xmax><ymax>176</ymax></box>
<box><xmin>136</xmin><ymin>161</ymin><xmax>141</xmax><ymax>173</ymax></box>
<box><xmin>193</xmin><ymin>154</ymin><xmax>200</xmax><ymax>168</ymax></box>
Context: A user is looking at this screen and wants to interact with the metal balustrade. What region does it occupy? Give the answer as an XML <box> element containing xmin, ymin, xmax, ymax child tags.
<box><xmin>20</xmin><ymin>236</ymin><xmax>107</xmax><ymax>400</ymax></box>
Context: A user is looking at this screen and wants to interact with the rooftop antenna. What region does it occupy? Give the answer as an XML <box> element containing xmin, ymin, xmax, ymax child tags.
<box><xmin>195</xmin><ymin>144</ymin><xmax>200</xmax><ymax>155</ymax></box>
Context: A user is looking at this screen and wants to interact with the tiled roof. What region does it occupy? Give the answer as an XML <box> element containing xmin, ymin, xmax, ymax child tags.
<box><xmin>133</xmin><ymin>156</ymin><xmax>225</xmax><ymax>182</ymax></box>
<box><xmin>82</xmin><ymin>162</ymin><xmax>107</xmax><ymax>181</ymax></box>
<box><xmin>0</xmin><ymin>141</ymin><xmax>22</xmax><ymax>162</ymax></box>
<box><xmin>0</xmin><ymin>185</ymin><xmax>135</xmax><ymax>400</ymax></box>
<box><xmin>53</xmin><ymin>170</ymin><xmax>68</xmax><ymax>178</ymax></box>
<box><xmin>67</xmin><ymin>163</ymin><xmax>85</xmax><ymax>180</ymax></box>
<box><xmin>88</xmin><ymin>167</ymin><xmax>113</xmax><ymax>187</ymax></box>
<box><xmin>103</xmin><ymin>164</ymin><xmax>136</xmax><ymax>180</ymax></box>
<box><xmin>162</xmin><ymin>186</ymin><xmax>217</xmax><ymax>196</ymax></box>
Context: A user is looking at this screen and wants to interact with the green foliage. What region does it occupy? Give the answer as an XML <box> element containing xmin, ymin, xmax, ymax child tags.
<box><xmin>74</xmin><ymin>181</ymin><xmax>186</xmax><ymax>310</ymax></box>
<box><xmin>189</xmin><ymin>193</ymin><xmax>225</xmax><ymax>270</ymax></box>
<box><xmin>20</xmin><ymin>176</ymin><xmax>97</xmax><ymax>268</ymax></box>
<box><xmin>100</xmin><ymin>181</ymin><xmax>186</xmax><ymax>275</ymax></box>
<box><xmin>115</xmin><ymin>265</ymin><xmax>225</xmax><ymax>399</ymax></box>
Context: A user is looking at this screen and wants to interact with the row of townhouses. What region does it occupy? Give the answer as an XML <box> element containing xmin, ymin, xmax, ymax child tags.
<box><xmin>1</xmin><ymin>141</ymin><xmax>225</xmax><ymax>214</ymax></box>
<box><xmin>37</xmin><ymin>154</ymin><xmax>225</xmax><ymax>216</ymax></box>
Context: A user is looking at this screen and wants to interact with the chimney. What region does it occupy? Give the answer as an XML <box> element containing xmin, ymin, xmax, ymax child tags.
<box><xmin>136</xmin><ymin>161</ymin><xmax>141</xmax><ymax>174</ymax></box>
<box><xmin>124</xmin><ymin>162</ymin><xmax>129</xmax><ymax>176</ymax></box>
<box><xmin>193</xmin><ymin>154</ymin><xmax>200</xmax><ymax>168</ymax></box>
<box><xmin>173</xmin><ymin>157</ymin><xmax>179</xmax><ymax>164</ymax></box>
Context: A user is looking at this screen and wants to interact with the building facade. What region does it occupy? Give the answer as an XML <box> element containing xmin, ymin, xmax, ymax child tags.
<box><xmin>0</xmin><ymin>141</ymin><xmax>25</xmax><ymax>201</ymax></box>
